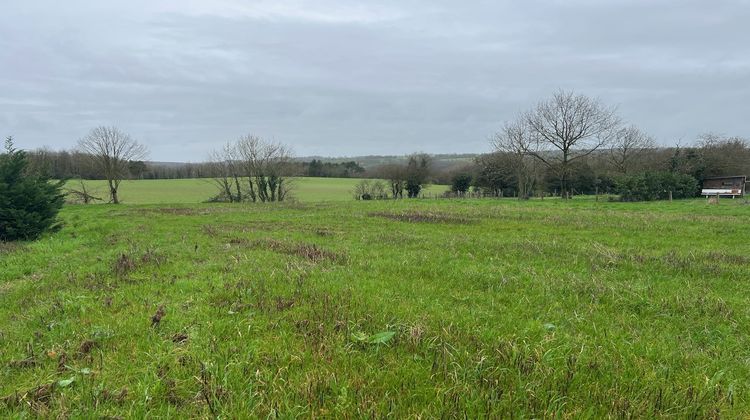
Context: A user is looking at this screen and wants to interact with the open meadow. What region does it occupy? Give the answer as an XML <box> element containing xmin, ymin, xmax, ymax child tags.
<box><xmin>2</xmin><ymin>192</ymin><xmax>750</xmax><ymax>417</ymax></box>
<box><xmin>67</xmin><ymin>178</ymin><xmax>449</xmax><ymax>204</ymax></box>
<box><xmin>4</xmin><ymin>0</ymin><xmax>749</xmax><ymax>416</ymax></box>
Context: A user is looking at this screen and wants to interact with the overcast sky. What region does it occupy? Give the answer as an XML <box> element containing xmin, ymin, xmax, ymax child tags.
<box><xmin>1</xmin><ymin>1</ymin><xmax>748</xmax><ymax>161</ymax></box>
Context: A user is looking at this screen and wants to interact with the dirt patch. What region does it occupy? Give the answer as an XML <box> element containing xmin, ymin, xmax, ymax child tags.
<box><xmin>0</xmin><ymin>382</ymin><xmax>55</xmax><ymax>409</ymax></box>
<box><xmin>199</xmin><ymin>221</ymin><xmax>337</xmax><ymax>238</ymax></box>
<box><xmin>275</xmin><ymin>296</ymin><xmax>296</xmax><ymax>311</ymax></box>
<box><xmin>114</xmin><ymin>207</ymin><xmax>235</xmax><ymax>218</ymax></box>
<box><xmin>7</xmin><ymin>358</ymin><xmax>36</xmax><ymax>369</ymax></box>
<box><xmin>143</xmin><ymin>207</ymin><xmax>220</xmax><ymax>216</ymax></box>
<box><xmin>704</xmin><ymin>251</ymin><xmax>750</xmax><ymax>265</ymax></box>
<box><xmin>228</xmin><ymin>237</ymin><xmax>250</xmax><ymax>246</ymax></box>
<box><xmin>369</xmin><ymin>211</ymin><xmax>473</xmax><ymax>224</ymax></box>
<box><xmin>78</xmin><ymin>340</ymin><xmax>97</xmax><ymax>356</ymax></box>
<box><xmin>0</xmin><ymin>242</ymin><xmax>22</xmax><ymax>255</ymax></box>
<box><xmin>232</xmin><ymin>238</ymin><xmax>346</xmax><ymax>264</ymax></box>
<box><xmin>125</xmin><ymin>204</ymin><xmax>308</xmax><ymax>217</ymax></box>
<box><xmin>97</xmin><ymin>388</ymin><xmax>129</xmax><ymax>405</ymax></box>
<box><xmin>202</xmin><ymin>221</ymin><xmax>296</xmax><ymax>235</ymax></box>
<box><xmin>314</xmin><ymin>228</ymin><xmax>337</xmax><ymax>237</ymax></box>
<box><xmin>289</xmin><ymin>243</ymin><xmax>343</xmax><ymax>264</ymax></box>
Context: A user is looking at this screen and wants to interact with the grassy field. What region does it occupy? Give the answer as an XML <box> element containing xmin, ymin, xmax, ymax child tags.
<box><xmin>2</xmin><ymin>197</ymin><xmax>750</xmax><ymax>417</ymax></box>
<box><xmin>67</xmin><ymin>177</ymin><xmax>449</xmax><ymax>204</ymax></box>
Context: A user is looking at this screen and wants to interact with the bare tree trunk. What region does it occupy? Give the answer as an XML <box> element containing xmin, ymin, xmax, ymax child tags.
<box><xmin>232</xmin><ymin>175</ymin><xmax>242</xmax><ymax>202</ymax></box>
<box><xmin>247</xmin><ymin>177</ymin><xmax>258</xmax><ymax>203</ymax></box>
<box><xmin>108</xmin><ymin>179</ymin><xmax>119</xmax><ymax>204</ymax></box>
<box><xmin>560</xmin><ymin>149</ymin><xmax>570</xmax><ymax>199</ymax></box>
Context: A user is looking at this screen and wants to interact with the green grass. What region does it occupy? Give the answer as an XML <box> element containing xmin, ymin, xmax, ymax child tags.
<box><xmin>2</xmin><ymin>197</ymin><xmax>750</xmax><ymax>417</ymax></box>
<box><xmin>67</xmin><ymin>177</ymin><xmax>449</xmax><ymax>204</ymax></box>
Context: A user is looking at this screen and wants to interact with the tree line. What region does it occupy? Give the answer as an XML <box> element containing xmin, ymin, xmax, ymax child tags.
<box><xmin>6</xmin><ymin>90</ymin><xmax>747</xmax><ymax>243</ymax></box>
<box><xmin>455</xmin><ymin>133</ymin><xmax>750</xmax><ymax>200</ymax></box>
<box><xmin>13</xmin><ymin>90</ymin><xmax>750</xmax><ymax>205</ymax></box>
<box><xmin>441</xmin><ymin>91</ymin><xmax>749</xmax><ymax>200</ymax></box>
<box><xmin>26</xmin><ymin>149</ymin><xmax>365</xmax><ymax>181</ymax></box>
<box><xmin>355</xmin><ymin>92</ymin><xmax>748</xmax><ymax>201</ymax></box>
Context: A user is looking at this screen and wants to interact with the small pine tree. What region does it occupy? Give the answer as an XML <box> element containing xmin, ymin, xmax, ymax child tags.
<box><xmin>0</xmin><ymin>137</ymin><xmax>65</xmax><ymax>241</ymax></box>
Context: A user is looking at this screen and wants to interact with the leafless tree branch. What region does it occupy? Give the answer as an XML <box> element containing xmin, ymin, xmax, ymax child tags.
<box><xmin>77</xmin><ymin>126</ymin><xmax>148</xmax><ymax>204</ymax></box>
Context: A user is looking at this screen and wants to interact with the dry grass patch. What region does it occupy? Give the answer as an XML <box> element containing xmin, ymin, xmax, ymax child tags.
<box><xmin>0</xmin><ymin>242</ymin><xmax>22</xmax><ymax>254</ymax></box>
<box><xmin>113</xmin><ymin>248</ymin><xmax>167</xmax><ymax>277</ymax></box>
<box><xmin>231</xmin><ymin>238</ymin><xmax>346</xmax><ymax>264</ymax></box>
<box><xmin>118</xmin><ymin>207</ymin><xmax>237</xmax><ymax>217</ymax></box>
<box><xmin>369</xmin><ymin>211</ymin><xmax>473</xmax><ymax>224</ymax></box>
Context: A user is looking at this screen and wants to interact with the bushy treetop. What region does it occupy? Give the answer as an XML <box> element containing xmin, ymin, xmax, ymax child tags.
<box><xmin>0</xmin><ymin>137</ymin><xmax>65</xmax><ymax>241</ymax></box>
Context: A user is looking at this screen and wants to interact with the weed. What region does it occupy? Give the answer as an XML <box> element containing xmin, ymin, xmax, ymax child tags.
<box><xmin>201</xmin><ymin>224</ymin><xmax>219</xmax><ymax>237</ymax></box>
<box><xmin>113</xmin><ymin>253</ymin><xmax>137</xmax><ymax>277</ymax></box>
<box><xmin>151</xmin><ymin>305</ymin><xmax>166</xmax><ymax>327</ymax></box>
<box><xmin>7</xmin><ymin>358</ymin><xmax>36</xmax><ymax>369</ymax></box>
<box><xmin>78</xmin><ymin>340</ymin><xmax>97</xmax><ymax>356</ymax></box>
<box><xmin>112</xmin><ymin>248</ymin><xmax>166</xmax><ymax>277</ymax></box>
<box><xmin>57</xmin><ymin>352</ymin><xmax>67</xmax><ymax>372</ymax></box>
<box><xmin>96</xmin><ymin>388</ymin><xmax>128</xmax><ymax>405</ymax></box>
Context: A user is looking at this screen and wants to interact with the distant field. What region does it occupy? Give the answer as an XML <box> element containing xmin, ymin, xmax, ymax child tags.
<box><xmin>2</xmin><ymin>197</ymin><xmax>750</xmax><ymax>417</ymax></box>
<box><xmin>67</xmin><ymin>177</ymin><xmax>449</xmax><ymax>204</ymax></box>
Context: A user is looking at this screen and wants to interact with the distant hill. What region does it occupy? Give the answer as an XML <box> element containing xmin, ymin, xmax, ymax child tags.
<box><xmin>145</xmin><ymin>154</ymin><xmax>481</xmax><ymax>173</ymax></box>
<box><xmin>295</xmin><ymin>153</ymin><xmax>480</xmax><ymax>170</ymax></box>
<box><xmin>148</xmin><ymin>161</ymin><xmax>192</xmax><ymax>167</ymax></box>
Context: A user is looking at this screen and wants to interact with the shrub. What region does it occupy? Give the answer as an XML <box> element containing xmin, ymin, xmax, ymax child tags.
<box><xmin>353</xmin><ymin>180</ymin><xmax>388</xmax><ymax>200</ymax></box>
<box><xmin>615</xmin><ymin>172</ymin><xmax>698</xmax><ymax>202</ymax></box>
<box><xmin>450</xmin><ymin>173</ymin><xmax>472</xmax><ymax>194</ymax></box>
<box><xmin>0</xmin><ymin>137</ymin><xmax>65</xmax><ymax>241</ymax></box>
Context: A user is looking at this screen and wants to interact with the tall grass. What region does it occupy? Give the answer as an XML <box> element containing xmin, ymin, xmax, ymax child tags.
<box><xmin>1</xmin><ymin>198</ymin><xmax>748</xmax><ymax>417</ymax></box>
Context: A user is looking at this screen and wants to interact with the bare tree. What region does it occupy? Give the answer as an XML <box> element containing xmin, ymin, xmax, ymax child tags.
<box><xmin>77</xmin><ymin>126</ymin><xmax>148</xmax><ymax>204</ymax></box>
<box><xmin>235</xmin><ymin>135</ymin><xmax>293</xmax><ymax>202</ymax></box>
<box><xmin>208</xmin><ymin>142</ymin><xmax>244</xmax><ymax>203</ymax></box>
<box><xmin>696</xmin><ymin>133</ymin><xmax>750</xmax><ymax>178</ymax></box>
<box><xmin>609</xmin><ymin>125</ymin><xmax>655</xmax><ymax>174</ymax></box>
<box><xmin>524</xmin><ymin>90</ymin><xmax>620</xmax><ymax>198</ymax></box>
<box><xmin>376</xmin><ymin>164</ymin><xmax>407</xmax><ymax>199</ymax></box>
<box><xmin>492</xmin><ymin>119</ymin><xmax>536</xmax><ymax>198</ymax></box>
<box><xmin>209</xmin><ymin>135</ymin><xmax>293</xmax><ymax>203</ymax></box>
<box><xmin>352</xmin><ymin>179</ymin><xmax>388</xmax><ymax>200</ymax></box>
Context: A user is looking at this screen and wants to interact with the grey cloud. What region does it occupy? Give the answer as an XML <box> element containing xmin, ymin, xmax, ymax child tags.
<box><xmin>1</xmin><ymin>1</ymin><xmax>748</xmax><ymax>160</ymax></box>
